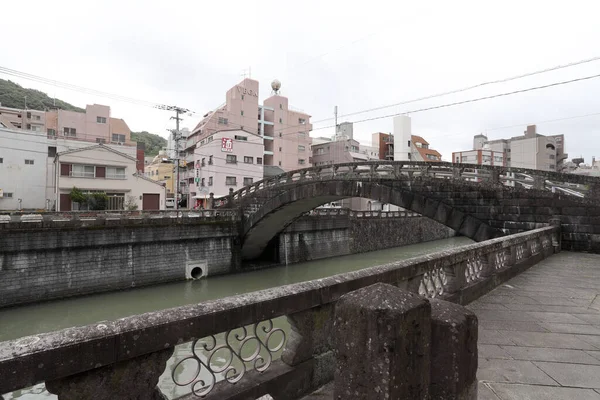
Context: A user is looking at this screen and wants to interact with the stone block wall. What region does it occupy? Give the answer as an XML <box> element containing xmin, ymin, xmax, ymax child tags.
<box><xmin>278</xmin><ymin>215</ymin><xmax>455</xmax><ymax>264</ymax></box>
<box><xmin>0</xmin><ymin>221</ymin><xmax>240</xmax><ymax>308</ymax></box>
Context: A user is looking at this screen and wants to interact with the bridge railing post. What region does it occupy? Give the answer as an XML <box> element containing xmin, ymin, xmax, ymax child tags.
<box><xmin>549</xmin><ymin>217</ymin><xmax>562</xmax><ymax>252</ymax></box>
<box><xmin>533</xmin><ymin>175</ymin><xmax>545</xmax><ymax>190</ymax></box>
<box><xmin>281</xmin><ymin>304</ymin><xmax>335</xmax><ymax>394</ymax></box>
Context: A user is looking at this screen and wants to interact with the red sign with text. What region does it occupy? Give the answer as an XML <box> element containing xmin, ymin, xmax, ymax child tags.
<box><xmin>221</xmin><ymin>138</ymin><xmax>233</xmax><ymax>152</ymax></box>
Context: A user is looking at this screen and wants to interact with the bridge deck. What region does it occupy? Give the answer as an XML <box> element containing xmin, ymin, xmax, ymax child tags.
<box><xmin>474</xmin><ymin>251</ymin><xmax>600</xmax><ymax>399</ymax></box>
<box><xmin>302</xmin><ymin>252</ymin><xmax>600</xmax><ymax>399</ymax></box>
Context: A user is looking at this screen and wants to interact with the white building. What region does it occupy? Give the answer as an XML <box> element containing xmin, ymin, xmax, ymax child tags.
<box><xmin>0</xmin><ymin>126</ymin><xmax>163</xmax><ymax>211</ymax></box>
<box><xmin>55</xmin><ymin>145</ymin><xmax>166</xmax><ymax>211</ymax></box>
<box><xmin>192</xmin><ymin>129</ymin><xmax>264</xmax><ymax>208</ymax></box>
<box><xmin>393</xmin><ymin>115</ymin><xmax>412</xmax><ymax>161</ymax></box>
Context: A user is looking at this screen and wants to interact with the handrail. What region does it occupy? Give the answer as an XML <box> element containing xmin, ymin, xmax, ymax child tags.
<box><xmin>216</xmin><ymin>161</ymin><xmax>596</xmax><ymax>205</ymax></box>
<box><xmin>0</xmin><ymin>225</ymin><xmax>559</xmax><ymax>397</ymax></box>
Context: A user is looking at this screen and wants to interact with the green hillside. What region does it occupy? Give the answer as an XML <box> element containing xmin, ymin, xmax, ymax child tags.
<box><xmin>0</xmin><ymin>79</ymin><xmax>84</xmax><ymax>112</ymax></box>
<box><xmin>131</xmin><ymin>131</ymin><xmax>167</xmax><ymax>156</ymax></box>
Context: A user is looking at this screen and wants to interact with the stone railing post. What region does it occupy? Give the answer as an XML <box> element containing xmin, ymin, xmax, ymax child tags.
<box><xmin>333</xmin><ymin>283</ymin><xmax>431</xmax><ymax>399</ymax></box>
<box><xmin>227</xmin><ymin>187</ymin><xmax>235</xmax><ymax>206</ymax></box>
<box><xmin>533</xmin><ymin>175</ymin><xmax>545</xmax><ymax>190</ymax></box>
<box><xmin>479</xmin><ymin>252</ymin><xmax>496</xmax><ymax>278</ymax></box>
<box><xmin>430</xmin><ymin>300</ymin><xmax>478</xmax><ymax>400</ymax></box>
<box><xmin>444</xmin><ymin>262</ymin><xmax>467</xmax><ymax>294</ymax></box>
<box><xmin>45</xmin><ymin>348</ymin><xmax>173</xmax><ymax>400</ymax></box>
<box><xmin>207</xmin><ymin>192</ymin><xmax>214</xmax><ymax>209</ymax></box>
<box><xmin>550</xmin><ymin>217</ymin><xmax>562</xmax><ymax>252</ymax></box>
<box><xmin>282</xmin><ymin>304</ymin><xmax>335</xmax><ymax>394</ymax></box>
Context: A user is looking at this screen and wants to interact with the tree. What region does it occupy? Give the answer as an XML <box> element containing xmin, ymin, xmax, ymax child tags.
<box><xmin>130</xmin><ymin>131</ymin><xmax>168</xmax><ymax>157</ymax></box>
<box><xmin>0</xmin><ymin>79</ymin><xmax>84</xmax><ymax>112</ymax></box>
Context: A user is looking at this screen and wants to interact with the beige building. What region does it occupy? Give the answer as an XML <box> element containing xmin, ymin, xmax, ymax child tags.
<box><xmin>145</xmin><ymin>152</ymin><xmax>176</xmax><ymax>196</ymax></box>
<box><xmin>55</xmin><ymin>144</ymin><xmax>166</xmax><ymax>211</ymax></box>
<box><xmin>453</xmin><ymin>125</ymin><xmax>567</xmax><ymax>171</ymax></box>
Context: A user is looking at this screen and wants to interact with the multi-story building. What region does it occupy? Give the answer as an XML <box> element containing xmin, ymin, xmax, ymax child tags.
<box><xmin>371</xmin><ymin>116</ymin><xmax>442</xmax><ymax>162</ymax></box>
<box><xmin>145</xmin><ymin>151</ymin><xmax>176</xmax><ymax>196</ymax></box>
<box><xmin>190</xmin><ymin>129</ymin><xmax>263</xmax><ymax>209</ymax></box>
<box><xmin>453</xmin><ymin>125</ymin><xmax>567</xmax><ymax>171</ymax></box>
<box><xmin>0</xmin><ymin>126</ymin><xmax>164</xmax><ymax>211</ymax></box>
<box><xmin>334</xmin><ymin>121</ymin><xmax>354</xmax><ymax>141</ymax></box>
<box><xmin>182</xmin><ymin>78</ymin><xmax>312</xmax><ymax>205</ymax></box>
<box><xmin>55</xmin><ymin>144</ymin><xmax>165</xmax><ymax>211</ymax></box>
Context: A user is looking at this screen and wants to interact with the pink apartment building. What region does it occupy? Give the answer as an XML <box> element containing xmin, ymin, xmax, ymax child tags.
<box><xmin>184</xmin><ymin>78</ymin><xmax>313</xmax><ymax>205</ymax></box>
<box><xmin>0</xmin><ymin>104</ymin><xmax>134</xmax><ymax>146</ymax></box>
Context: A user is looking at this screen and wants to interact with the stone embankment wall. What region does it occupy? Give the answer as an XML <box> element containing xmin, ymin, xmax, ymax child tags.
<box><xmin>279</xmin><ymin>215</ymin><xmax>455</xmax><ymax>264</ymax></box>
<box><xmin>0</xmin><ymin>218</ymin><xmax>240</xmax><ymax>308</ymax></box>
<box><xmin>0</xmin><ymin>212</ymin><xmax>454</xmax><ymax>308</ymax></box>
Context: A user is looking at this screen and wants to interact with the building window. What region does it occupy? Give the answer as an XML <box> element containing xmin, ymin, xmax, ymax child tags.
<box><xmin>243</xmin><ymin>177</ymin><xmax>253</xmax><ymax>186</ymax></box>
<box><xmin>47</xmin><ymin>128</ymin><xmax>56</xmax><ymax>137</ymax></box>
<box><xmin>97</xmin><ymin>116</ymin><xmax>107</xmax><ymax>124</ymax></box>
<box><xmin>549</xmin><ymin>164</ymin><xmax>555</xmax><ymax>169</ymax></box>
<box><xmin>0</xmin><ymin>158</ymin><xmax>3</xmax><ymax>163</ymax></box>
<box><xmin>26</xmin><ymin>111</ymin><xmax>31</xmax><ymax>119</ymax></box>
<box><xmin>279</xmin><ymin>132</ymin><xmax>282</xmax><ymax>137</ymax></box>
<box><xmin>299</xmin><ymin>118</ymin><xmax>306</xmax><ymax>124</ymax></box>
<box><xmin>298</xmin><ymin>159</ymin><xmax>306</xmax><ymax>165</ymax></box>
<box><xmin>209</xmin><ymin>155</ymin><xmax>213</xmax><ymax>165</ymax></box>
<box><xmin>241</xmin><ymin>110</ymin><xmax>244</xmax><ymax>116</ymax></box>
<box><xmin>201</xmin><ymin>178</ymin><xmax>205</xmax><ymax>187</ymax></box>
<box><xmin>72</xmin><ymin>164</ymin><xmax>95</xmax><ymax>178</ymax></box>
<box><xmin>106</xmin><ymin>166</ymin><xmax>126</xmax><ymax>179</ymax></box>
<box><xmin>279</xmin><ymin>104</ymin><xmax>282</xmax><ymax>109</ymax></box>
<box><xmin>279</xmin><ymin>118</ymin><xmax>282</xmax><ymax>123</ymax></box>
<box><xmin>298</xmin><ymin>145</ymin><xmax>305</xmax><ymax>151</ymax></box>
<box><xmin>257</xmin><ymin>157</ymin><xmax>263</xmax><ymax>165</ymax></box>
<box><xmin>201</xmin><ymin>157</ymin><xmax>206</xmax><ymax>166</ymax></box>
<box><xmin>235</xmin><ymin>135</ymin><xmax>248</xmax><ymax>141</ymax></box>
<box><xmin>3</xmin><ymin>192</ymin><xmax>13</xmax><ymax>198</ymax></box>
<box><xmin>33</xmin><ymin>115</ymin><xmax>41</xmax><ymax>121</ymax></box>
<box><xmin>315</xmin><ymin>148</ymin><xmax>325</xmax><ymax>155</ymax></box>
<box><xmin>96</xmin><ymin>138</ymin><xmax>106</xmax><ymax>144</ymax></box>
<box><xmin>244</xmin><ymin>156</ymin><xmax>253</xmax><ymax>164</ymax></box>
<box><xmin>279</xmin><ymin>147</ymin><xmax>282</xmax><ymax>152</ymax></box>
<box><xmin>218</xmin><ymin>117</ymin><xmax>228</xmax><ymax>125</ymax></box>
<box><xmin>351</xmin><ymin>146</ymin><xmax>359</xmax><ymax>152</ymax></box>
<box><xmin>549</xmin><ymin>154</ymin><xmax>556</xmax><ymax>159</ymax></box>
<box><xmin>241</xmin><ymin>94</ymin><xmax>244</xmax><ymax>100</ymax></box>
<box><xmin>226</xmin><ymin>176</ymin><xmax>237</xmax><ymax>185</ymax></box>
<box><xmin>226</xmin><ymin>154</ymin><xmax>237</xmax><ymax>164</ymax></box>
<box><xmin>48</xmin><ymin>146</ymin><xmax>57</xmax><ymax>157</ymax></box>
<box><xmin>112</xmin><ymin>133</ymin><xmax>126</xmax><ymax>143</ymax></box>
<box><xmin>25</xmin><ymin>159</ymin><xmax>34</xmax><ymax>165</ymax></box>
<box><xmin>278</xmin><ymin>161</ymin><xmax>282</xmax><ymax>166</ymax></box>
<box><xmin>208</xmin><ymin>176</ymin><xmax>213</xmax><ymax>186</ymax></box>
<box><xmin>64</xmin><ymin>127</ymin><xmax>76</xmax><ymax>137</ymax></box>
<box><xmin>298</xmin><ymin>132</ymin><xmax>306</xmax><ymax>137</ymax></box>
<box><xmin>408</xmin><ymin>140</ymin><xmax>411</xmax><ymax>147</ymax></box>
<box><xmin>494</xmin><ymin>156</ymin><xmax>503</xmax><ymax>162</ymax></box>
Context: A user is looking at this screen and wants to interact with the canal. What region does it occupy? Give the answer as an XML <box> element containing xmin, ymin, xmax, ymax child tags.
<box><xmin>1</xmin><ymin>236</ymin><xmax>472</xmax><ymax>399</ymax></box>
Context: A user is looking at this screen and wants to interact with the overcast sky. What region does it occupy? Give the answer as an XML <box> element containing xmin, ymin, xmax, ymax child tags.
<box><xmin>2</xmin><ymin>0</ymin><xmax>600</xmax><ymax>164</ymax></box>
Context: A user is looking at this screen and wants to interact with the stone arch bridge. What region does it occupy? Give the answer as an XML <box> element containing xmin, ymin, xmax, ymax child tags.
<box><xmin>215</xmin><ymin>161</ymin><xmax>600</xmax><ymax>260</ymax></box>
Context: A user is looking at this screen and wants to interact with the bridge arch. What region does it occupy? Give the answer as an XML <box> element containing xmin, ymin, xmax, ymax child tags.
<box><xmin>240</xmin><ymin>179</ymin><xmax>502</xmax><ymax>260</ymax></box>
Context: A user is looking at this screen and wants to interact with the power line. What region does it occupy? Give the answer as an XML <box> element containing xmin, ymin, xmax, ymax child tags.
<box><xmin>312</xmin><ymin>72</ymin><xmax>600</xmax><ymax>132</ymax></box>
<box><xmin>309</xmin><ymin>54</ymin><xmax>600</xmax><ymax>125</ymax></box>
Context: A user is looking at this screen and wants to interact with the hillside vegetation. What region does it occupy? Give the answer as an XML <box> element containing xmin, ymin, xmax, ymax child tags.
<box><xmin>0</xmin><ymin>79</ymin><xmax>84</xmax><ymax>112</ymax></box>
<box><xmin>131</xmin><ymin>131</ymin><xmax>167</xmax><ymax>156</ymax></box>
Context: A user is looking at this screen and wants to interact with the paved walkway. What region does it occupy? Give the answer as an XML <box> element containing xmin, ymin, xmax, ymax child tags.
<box><xmin>472</xmin><ymin>251</ymin><xmax>600</xmax><ymax>399</ymax></box>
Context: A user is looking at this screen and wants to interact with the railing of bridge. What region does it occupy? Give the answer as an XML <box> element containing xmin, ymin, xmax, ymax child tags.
<box><xmin>0</xmin><ymin>224</ymin><xmax>560</xmax><ymax>399</ymax></box>
<box><xmin>0</xmin><ymin>209</ymin><xmax>239</xmax><ymax>227</ymax></box>
<box><xmin>216</xmin><ymin>161</ymin><xmax>595</xmax><ymax>205</ymax></box>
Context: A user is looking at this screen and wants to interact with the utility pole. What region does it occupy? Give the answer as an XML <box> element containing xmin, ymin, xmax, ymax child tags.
<box><xmin>156</xmin><ymin>105</ymin><xmax>191</xmax><ymax>211</ymax></box>
<box><xmin>334</xmin><ymin>105</ymin><xmax>338</xmax><ymax>138</ymax></box>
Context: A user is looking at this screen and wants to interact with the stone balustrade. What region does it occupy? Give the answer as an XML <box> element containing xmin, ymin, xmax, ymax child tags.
<box><xmin>219</xmin><ymin>161</ymin><xmax>593</xmax><ymax>205</ymax></box>
<box><xmin>0</xmin><ymin>209</ymin><xmax>239</xmax><ymax>229</ymax></box>
<box><xmin>0</xmin><ymin>225</ymin><xmax>560</xmax><ymax>399</ymax></box>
